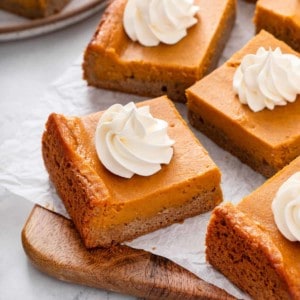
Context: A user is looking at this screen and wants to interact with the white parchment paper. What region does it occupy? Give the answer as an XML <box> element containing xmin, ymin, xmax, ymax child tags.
<box><xmin>0</xmin><ymin>2</ymin><xmax>265</xmax><ymax>299</ymax></box>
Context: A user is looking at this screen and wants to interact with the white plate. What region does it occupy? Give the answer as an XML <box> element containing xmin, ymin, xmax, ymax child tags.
<box><xmin>0</xmin><ymin>0</ymin><xmax>107</xmax><ymax>41</ymax></box>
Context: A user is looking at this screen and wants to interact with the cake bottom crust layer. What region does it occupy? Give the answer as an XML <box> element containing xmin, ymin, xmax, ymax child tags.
<box><xmin>92</xmin><ymin>187</ymin><xmax>222</xmax><ymax>247</ymax></box>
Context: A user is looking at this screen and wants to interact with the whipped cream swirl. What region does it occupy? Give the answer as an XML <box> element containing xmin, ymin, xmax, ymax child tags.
<box><xmin>123</xmin><ymin>0</ymin><xmax>199</xmax><ymax>47</ymax></box>
<box><xmin>95</xmin><ymin>102</ymin><xmax>175</xmax><ymax>178</ymax></box>
<box><xmin>272</xmin><ymin>172</ymin><xmax>300</xmax><ymax>242</ymax></box>
<box><xmin>233</xmin><ymin>47</ymin><xmax>300</xmax><ymax>112</ymax></box>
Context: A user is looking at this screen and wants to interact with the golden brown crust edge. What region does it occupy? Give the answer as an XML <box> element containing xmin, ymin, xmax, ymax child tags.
<box><xmin>42</xmin><ymin>112</ymin><xmax>223</xmax><ymax>248</ymax></box>
<box><xmin>42</xmin><ymin>113</ymin><xmax>107</xmax><ymax>248</ymax></box>
<box><xmin>206</xmin><ymin>202</ymin><xmax>295</xmax><ymax>299</ymax></box>
<box><xmin>82</xmin><ymin>0</ymin><xmax>237</xmax><ymax>102</ymax></box>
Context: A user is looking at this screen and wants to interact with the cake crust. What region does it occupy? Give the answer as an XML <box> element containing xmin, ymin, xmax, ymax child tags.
<box><xmin>83</xmin><ymin>0</ymin><xmax>236</xmax><ymax>102</ymax></box>
<box><xmin>42</xmin><ymin>96</ymin><xmax>222</xmax><ymax>248</ymax></box>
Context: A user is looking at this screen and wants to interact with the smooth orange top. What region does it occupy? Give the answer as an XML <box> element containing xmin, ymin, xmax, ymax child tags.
<box><xmin>67</xmin><ymin>97</ymin><xmax>221</xmax><ymax>226</ymax></box>
<box><xmin>238</xmin><ymin>156</ymin><xmax>300</xmax><ymax>294</ymax></box>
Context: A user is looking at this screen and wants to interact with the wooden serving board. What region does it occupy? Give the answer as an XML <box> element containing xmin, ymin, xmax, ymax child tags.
<box><xmin>22</xmin><ymin>205</ymin><xmax>235</xmax><ymax>300</ymax></box>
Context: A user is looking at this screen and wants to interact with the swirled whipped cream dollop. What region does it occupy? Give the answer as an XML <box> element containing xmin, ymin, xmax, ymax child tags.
<box><xmin>272</xmin><ymin>172</ymin><xmax>300</xmax><ymax>242</ymax></box>
<box><xmin>123</xmin><ymin>0</ymin><xmax>199</xmax><ymax>47</ymax></box>
<box><xmin>95</xmin><ymin>102</ymin><xmax>175</xmax><ymax>178</ymax></box>
<box><xmin>233</xmin><ymin>47</ymin><xmax>300</xmax><ymax>112</ymax></box>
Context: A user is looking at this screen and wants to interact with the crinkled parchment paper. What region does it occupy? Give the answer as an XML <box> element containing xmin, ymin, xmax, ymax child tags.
<box><xmin>0</xmin><ymin>2</ymin><xmax>265</xmax><ymax>299</ymax></box>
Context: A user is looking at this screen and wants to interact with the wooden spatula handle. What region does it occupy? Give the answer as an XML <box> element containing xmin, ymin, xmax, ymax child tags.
<box><xmin>22</xmin><ymin>205</ymin><xmax>235</xmax><ymax>300</ymax></box>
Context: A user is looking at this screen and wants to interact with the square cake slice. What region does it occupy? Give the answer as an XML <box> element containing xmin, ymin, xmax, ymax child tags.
<box><xmin>0</xmin><ymin>0</ymin><xmax>71</xmax><ymax>19</ymax></box>
<box><xmin>206</xmin><ymin>155</ymin><xmax>300</xmax><ymax>299</ymax></box>
<box><xmin>42</xmin><ymin>96</ymin><xmax>222</xmax><ymax>248</ymax></box>
<box><xmin>82</xmin><ymin>0</ymin><xmax>236</xmax><ymax>102</ymax></box>
<box><xmin>187</xmin><ymin>30</ymin><xmax>300</xmax><ymax>178</ymax></box>
<box><xmin>254</xmin><ymin>0</ymin><xmax>300</xmax><ymax>52</ymax></box>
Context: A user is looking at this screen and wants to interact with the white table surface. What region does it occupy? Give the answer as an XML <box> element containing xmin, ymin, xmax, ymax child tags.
<box><xmin>0</xmin><ymin>10</ymin><xmax>135</xmax><ymax>300</ymax></box>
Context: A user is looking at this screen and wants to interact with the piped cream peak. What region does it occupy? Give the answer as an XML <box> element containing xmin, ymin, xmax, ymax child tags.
<box><xmin>123</xmin><ymin>0</ymin><xmax>199</xmax><ymax>47</ymax></box>
<box><xmin>95</xmin><ymin>102</ymin><xmax>175</xmax><ymax>178</ymax></box>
